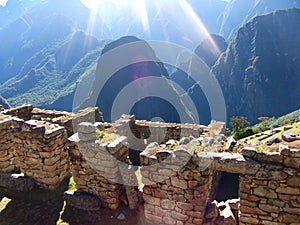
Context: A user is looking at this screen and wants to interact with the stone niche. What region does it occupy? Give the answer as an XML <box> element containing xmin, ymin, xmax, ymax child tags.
<box><xmin>68</xmin><ymin>122</ymin><xmax>139</xmax><ymax>210</ymax></box>
<box><xmin>11</xmin><ymin>118</ymin><xmax>70</xmax><ymax>190</ymax></box>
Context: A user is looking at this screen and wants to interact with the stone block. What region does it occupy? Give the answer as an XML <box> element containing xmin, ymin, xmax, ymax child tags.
<box><xmin>170</xmin><ymin>176</ymin><xmax>188</xmax><ymax>190</ymax></box>
<box><xmin>161</xmin><ymin>199</ymin><xmax>176</xmax><ymax>210</ymax></box>
<box><xmin>64</xmin><ymin>191</ymin><xmax>102</xmax><ymax>211</ymax></box>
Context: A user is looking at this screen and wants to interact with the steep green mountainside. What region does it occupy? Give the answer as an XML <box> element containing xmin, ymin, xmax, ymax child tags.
<box><xmin>213</xmin><ymin>8</ymin><xmax>300</xmax><ymax>123</ymax></box>
<box><xmin>0</xmin><ymin>0</ymin><xmax>299</xmax><ymax>122</ymax></box>
<box><xmin>0</xmin><ymin>0</ymin><xmax>108</xmax><ymax>110</ymax></box>
<box><xmin>257</xmin><ymin>108</ymin><xmax>300</xmax><ymax>128</ymax></box>
<box><xmin>218</xmin><ymin>0</ymin><xmax>300</xmax><ymax>40</ymax></box>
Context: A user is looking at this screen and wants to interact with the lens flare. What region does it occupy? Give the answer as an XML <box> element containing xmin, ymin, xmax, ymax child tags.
<box><xmin>179</xmin><ymin>0</ymin><xmax>222</xmax><ymax>54</ymax></box>
<box><xmin>132</xmin><ymin>0</ymin><xmax>150</xmax><ymax>36</ymax></box>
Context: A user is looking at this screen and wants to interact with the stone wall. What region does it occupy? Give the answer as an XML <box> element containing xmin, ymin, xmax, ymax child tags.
<box><xmin>1</xmin><ymin>105</ymin><xmax>300</xmax><ymax>225</ymax></box>
<box><xmin>68</xmin><ymin>122</ymin><xmax>139</xmax><ymax>210</ymax></box>
<box><xmin>32</xmin><ymin>107</ymin><xmax>104</xmax><ymax>137</ymax></box>
<box><xmin>11</xmin><ymin>118</ymin><xmax>70</xmax><ymax>190</ymax></box>
<box><xmin>139</xmin><ymin>143</ymin><xmax>300</xmax><ymax>225</ymax></box>
<box><xmin>2</xmin><ymin>104</ymin><xmax>33</xmax><ymax>121</ymax></box>
<box><xmin>113</xmin><ymin>115</ymin><xmax>209</xmax><ymax>152</ymax></box>
<box><xmin>0</xmin><ymin>115</ymin><xmax>16</xmax><ymax>173</ymax></box>
<box><xmin>239</xmin><ymin>146</ymin><xmax>300</xmax><ymax>224</ymax></box>
<box><xmin>140</xmin><ymin>147</ymin><xmax>216</xmax><ymax>225</ymax></box>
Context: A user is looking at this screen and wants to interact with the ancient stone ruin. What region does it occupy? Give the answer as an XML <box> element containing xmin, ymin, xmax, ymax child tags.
<box><xmin>0</xmin><ymin>104</ymin><xmax>300</xmax><ymax>225</ymax></box>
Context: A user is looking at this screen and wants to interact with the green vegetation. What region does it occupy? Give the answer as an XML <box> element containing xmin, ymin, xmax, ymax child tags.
<box><xmin>96</xmin><ymin>129</ymin><xmax>106</xmax><ymax>140</ymax></box>
<box><xmin>251</xmin><ymin>109</ymin><xmax>300</xmax><ymax>134</ymax></box>
<box><xmin>189</xmin><ymin>143</ymin><xmax>199</xmax><ymax>154</ymax></box>
<box><xmin>252</xmin><ymin>116</ymin><xmax>271</xmax><ymax>133</ymax></box>
<box><xmin>96</xmin><ymin>129</ymin><xmax>118</xmax><ymax>144</ymax></box>
<box><xmin>230</xmin><ymin>116</ymin><xmax>250</xmax><ymax>140</ymax></box>
<box><xmin>256</xmin><ymin>145</ymin><xmax>266</xmax><ymax>153</ymax></box>
<box><xmin>68</xmin><ymin>176</ymin><xmax>77</xmax><ymax>192</ymax></box>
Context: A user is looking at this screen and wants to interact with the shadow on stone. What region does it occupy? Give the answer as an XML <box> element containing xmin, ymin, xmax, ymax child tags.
<box><xmin>0</xmin><ymin>178</ymin><xmax>69</xmax><ymax>225</ymax></box>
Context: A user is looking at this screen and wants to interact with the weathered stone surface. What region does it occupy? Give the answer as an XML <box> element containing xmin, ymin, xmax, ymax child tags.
<box><xmin>78</xmin><ymin>132</ymin><xmax>97</xmax><ymax>142</ymax></box>
<box><xmin>278</xmin><ymin>212</ymin><xmax>299</xmax><ymax>223</ymax></box>
<box><xmin>64</xmin><ymin>191</ymin><xmax>102</xmax><ymax>211</ymax></box>
<box><xmin>241</xmin><ymin>147</ymin><xmax>256</xmax><ymax>158</ymax></box>
<box><xmin>161</xmin><ymin>199</ymin><xmax>176</xmax><ymax>210</ymax></box>
<box><xmin>253</xmin><ymin>186</ymin><xmax>277</xmax><ymax>198</ymax></box>
<box><xmin>173</xmin><ymin>148</ymin><xmax>193</xmax><ymax>158</ymax></box>
<box><xmin>77</xmin><ymin>122</ymin><xmax>96</xmax><ymax>134</ymax></box>
<box><xmin>255</xmin><ymin>170</ymin><xmax>288</xmax><ymax>180</ymax></box>
<box><xmin>287</xmin><ymin>177</ymin><xmax>300</xmax><ymax>187</ymax></box>
<box><xmin>145</xmin><ymin>142</ymin><xmax>159</xmax><ymax>151</ymax></box>
<box><xmin>170</xmin><ymin>177</ymin><xmax>188</xmax><ymax>190</ymax></box>
<box><xmin>163</xmin><ymin>216</ymin><xmax>177</xmax><ymax>225</ymax></box>
<box><xmin>205</xmin><ymin>201</ymin><xmax>219</xmax><ymax>219</ymax></box>
<box><xmin>282</xmin><ymin>132</ymin><xmax>300</xmax><ymax>142</ymax></box>
<box><xmin>179</xmin><ymin>136</ymin><xmax>193</xmax><ymax>145</ymax></box>
<box><xmin>0</xmin><ymin>173</ymin><xmax>35</xmax><ymax>191</ymax></box>
<box><xmin>171</xmin><ymin>211</ymin><xmax>189</xmax><ymax>221</ymax></box>
<box><xmin>143</xmin><ymin>194</ymin><xmax>161</xmax><ymax>206</ymax></box>
<box><xmin>265</xmin><ymin>137</ymin><xmax>281</xmax><ymax>145</ymax></box>
<box><xmin>276</xmin><ymin>186</ymin><xmax>300</xmax><ymax>195</ymax></box>
<box><xmin>145</xmin><ymin>212</ymin><xmax>163</xmax><ymax>224</ymax></box>
<box><xmin>259</xmin><ymin>203</ymin><xmax>280</xmax><ymax>212</ymax></box>
<box><xmin>156</xmin><ymin>150</ymin><xmax>172</xmax><ymax>162</ymax></box>
<box><xmin>283</xmin><ymin>157</ymin><xmax>300</xmax><ymax>170</ymax></box>
<box><xmin>216</xmin><ymin>153</ymin><xmax>261</xmax><ymax>174</ymax></box>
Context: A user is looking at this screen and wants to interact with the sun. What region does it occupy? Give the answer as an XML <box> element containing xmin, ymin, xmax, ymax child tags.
<box><xmin>80</xmin><ymin>0</ymin><xmax>128</xmax><ymax>8</ymax></box>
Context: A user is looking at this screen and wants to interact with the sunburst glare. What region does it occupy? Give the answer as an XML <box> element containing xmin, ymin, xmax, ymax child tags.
<box><xmin>178</xmin><ymin>0</ymin><xmax>222</xmax><ymax>54</ymax></box>
<box><xmin>80</xmin><ymin>0</ymin><xmax>221</xmax><ymax>53</ymax></box>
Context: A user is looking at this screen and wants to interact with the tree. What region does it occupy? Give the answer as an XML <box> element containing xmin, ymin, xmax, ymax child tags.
<box><xmin>257</xmin><ymin>116</ymin><xmax>270</xmax><ymax>132</ymax></box>
<box><xmin>230</xmin><ymin>116</ymin><xmax>250</xmax><ymax>139</ymax></box>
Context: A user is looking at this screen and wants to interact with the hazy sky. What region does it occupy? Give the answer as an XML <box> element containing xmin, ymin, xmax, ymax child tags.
<box><xmin>0</xmin><ymin>0</ymin><xmax>129</xmax><ymax>7</ymax></box>
<box><xmin>0</xmin><ymin>0</ymin><xmax>231</xmax><ymax>7</ymax></box>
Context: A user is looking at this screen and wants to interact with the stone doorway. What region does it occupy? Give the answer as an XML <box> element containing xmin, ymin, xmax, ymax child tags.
<box><xmin>215</xmin><ymin>172</ymin><xmax>239</xmax><ymax>202</ymax></box>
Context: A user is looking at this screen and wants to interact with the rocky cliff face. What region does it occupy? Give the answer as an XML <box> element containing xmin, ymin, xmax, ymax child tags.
<box><xmin>194</xmin><ymin>34</ymin><xmax>228</xmax><ymax>68</ymax></box>
<box><xmin>213</xmin><ymin>8</ymin><xmax>300</xmax><ymax>123</ymax></box>
<box><xmin>169</xmin><ymin>34</ymin><xmax>228</xmax><ymax>125</ymax></box>
<box><xmin>218</xmin><ymin>0</ymin><xmax>300</xmax><ymax>40</ymax></box>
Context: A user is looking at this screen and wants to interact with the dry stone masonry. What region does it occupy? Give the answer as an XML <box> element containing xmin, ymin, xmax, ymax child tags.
<box><xmin>239</xmin><ymin>146</ymin><xmax>300</xmax><ymax>224</ymax></box>
<box><xmin>0</xmin><ymin>115</ymin><xmax>16</xmax><ymax>173</ymax></box>
<box><xmin>0</xmin><ymin>104</ymin><xmax>299</xmax><ymax>225</ymax></box>
<box><xmin>68</xmin><ymin>121</ymin><xmax>139</xmax><ymax>210</ymax></box>
<box><xmin>12</xmin><ymin>118</ymin><xmax>70</xmax><ymax>190</ymax></box>
<box><xmin>140</xmin><ymin>148</ymin><xmax>216</xmax><ymax>225</ymax></box>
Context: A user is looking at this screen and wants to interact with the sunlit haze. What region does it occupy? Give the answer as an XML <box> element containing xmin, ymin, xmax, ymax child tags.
<box><xmin>80</xmin><ymin>0</ymin><xmax>128</xmax><ymax>8</ymax></box>
<box><xmin>0</xmin><ymin>0</ymin><xmax>8</xmax><ymax>6</ymax></box>
<box><xmin>0</xmin><ymin>0</ymin><xmax>224</xmax><ymax>55</ymax></box>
